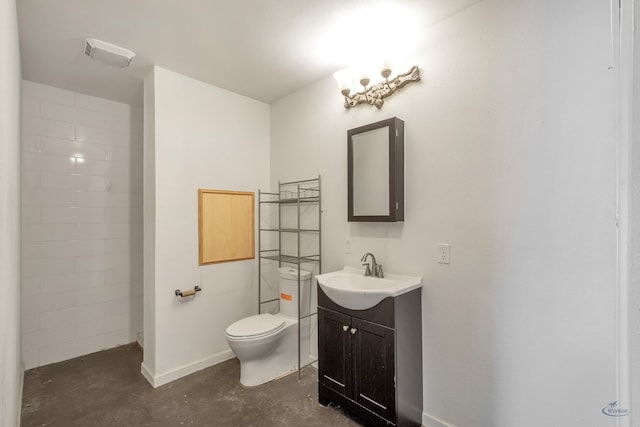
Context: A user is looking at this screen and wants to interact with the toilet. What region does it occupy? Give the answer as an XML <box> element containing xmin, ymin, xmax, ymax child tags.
<box><xmin>225</xmin><ymin>266</ymin><xmax>311</xmax><ymax>387</ymax></box>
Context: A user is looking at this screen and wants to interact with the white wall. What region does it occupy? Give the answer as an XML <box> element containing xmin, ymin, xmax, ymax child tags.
<box><xmin>631</xmin><ymin>0</ymin><xmax>640</xmax><ymax>421</ymax></box>
<box><xmin>142</xmin><ymin>67</ymin><xmax>270</xmax><ymax>386</ymax></box>
<box><xmin>142</xmin><ymin>67</ymin><xmax>157</xmax><ymax>377</ymax></box>
<box><xmin>271</xmin><ymin>1</ymin><xmax>619</xmax><ymax>425</ymax></box>
<box><xmin>20</xmin><ymin>81</ymin><xmax>143</xmax><ymax>368</ymax></box>
<box><xmin>0</xmin><ymin>0</ymin><xmax>23</xmax><ymax>425</ymax></box>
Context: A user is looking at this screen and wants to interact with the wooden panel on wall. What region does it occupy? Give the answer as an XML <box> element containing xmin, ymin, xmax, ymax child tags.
<box><xmin>198</xmin><ymin>189</ymin><xmax>255</xmax><ymax>265</ymax></box>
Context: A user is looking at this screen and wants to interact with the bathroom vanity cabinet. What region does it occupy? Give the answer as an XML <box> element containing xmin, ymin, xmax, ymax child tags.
<box><xmin>317</xmin><ymin>287</ymin><xmax>422</xmax><ymax>427</ymax></box>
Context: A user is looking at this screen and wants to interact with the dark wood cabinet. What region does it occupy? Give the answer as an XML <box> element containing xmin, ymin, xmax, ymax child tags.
<box><xmin>348</xmin><ymin>117</ymin><xmax>405</xmax><ymax>222</ymax></box>
<box><xmin>318</xmin><ymin>287</ymin><xmax>422</xmax><ymax>427</ymax></box>
<box><xmin>318</xmin><ymin>308</ymin><xmax>351</xmax><ymax>397</ymax></box>
<box><xmin>351</xmin><ymin>316</ymin><xmax>396</xmax><ymax>421</ymax></box>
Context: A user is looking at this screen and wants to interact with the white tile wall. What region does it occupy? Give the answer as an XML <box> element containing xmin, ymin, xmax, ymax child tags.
<box><xmin>21</xmin><ymin>80</ymin><xmax>143</xmax><ymax>368</ymax></box>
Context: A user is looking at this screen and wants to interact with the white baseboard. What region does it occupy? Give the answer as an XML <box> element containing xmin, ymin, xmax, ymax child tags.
<box><xmin>423</xmin><ymin>411</ymin><xmax>457</xmax><ymax>427</ymax></box>
<box><xmin>18</xmin><ymin>360</ymin><xmax>25</xmax><ymax>426</ymax></box>
<box><xmin>140</xmin><ymin>361</ymin><xmax>155</xmax><ymax>386</ymax></box>
<box><xmin>141</xmin><ymin>349</ymin><xmax>235</xmax><ymax>388</ymax></box>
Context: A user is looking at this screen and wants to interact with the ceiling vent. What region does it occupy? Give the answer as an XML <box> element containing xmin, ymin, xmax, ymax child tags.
<box><xmin>84</xmin><ymin>38</ymin><xmax>135</xmax><ymax>68</ymax></box>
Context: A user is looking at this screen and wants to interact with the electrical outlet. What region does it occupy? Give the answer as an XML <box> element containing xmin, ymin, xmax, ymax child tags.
<box><xmin>346</xmin><ymin>240</ymin><xmax>352</xmax><ymax>254</ymax></box>
<box><xmin>438</xmin><ymin>244</ymin><xmax>450</xmax><ymax>264</ymax></box>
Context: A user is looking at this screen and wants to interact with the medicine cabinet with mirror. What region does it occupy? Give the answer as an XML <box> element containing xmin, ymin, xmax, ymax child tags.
<box><xmin>347</xmin><ymin>117</ymin><xmax>404</xmax><ymax>222</ymax></box>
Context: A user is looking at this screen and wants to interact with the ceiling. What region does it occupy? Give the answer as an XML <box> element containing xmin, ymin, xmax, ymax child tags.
<box><xmin>17</xmin><ymin>0</ymin><xmax>480</xmax><ymax>106</ymax></box>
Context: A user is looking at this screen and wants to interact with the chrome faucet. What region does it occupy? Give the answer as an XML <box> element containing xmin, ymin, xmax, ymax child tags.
<box><xmin>361</xmin><ymin>252</ymin><xmax>384</xmax><ymax>278</ymax></box>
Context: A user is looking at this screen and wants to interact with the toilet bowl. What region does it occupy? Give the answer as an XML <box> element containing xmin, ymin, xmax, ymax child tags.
<box><xmin>225</xmin><ymin>267</ymin><xmax>311</xmax><ymax>387</ymax></box>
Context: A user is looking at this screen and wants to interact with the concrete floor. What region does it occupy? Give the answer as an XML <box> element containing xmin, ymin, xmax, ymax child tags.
<box><xmin>21</xmin><ymin>344</ymin><xmax>363</xmax><ymax>427</ymax></box>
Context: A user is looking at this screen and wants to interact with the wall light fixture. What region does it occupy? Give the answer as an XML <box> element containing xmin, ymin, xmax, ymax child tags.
<box><xmin>333</xmin><ymin>65</ymin><xmax>420</xmax><ymax>109</ymax></box>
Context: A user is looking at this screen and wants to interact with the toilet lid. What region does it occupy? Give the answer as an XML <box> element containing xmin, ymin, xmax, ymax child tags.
<box><xmin>226</xmin><ymin>313</ymin><xmax>285</xmax><ymax>339</ymax></box>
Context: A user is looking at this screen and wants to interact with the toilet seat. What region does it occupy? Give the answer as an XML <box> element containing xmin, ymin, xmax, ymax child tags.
<box><xmin>226</xmin><ymin>313</ymin><xmax>285</xmax><ymax>340</ymax></box>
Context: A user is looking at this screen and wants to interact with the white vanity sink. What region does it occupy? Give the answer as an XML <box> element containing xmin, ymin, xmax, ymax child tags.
<box><xmin>316</xmin><ymin>267</ymin><xmax>422</xmax><ymax>310</ymax></box>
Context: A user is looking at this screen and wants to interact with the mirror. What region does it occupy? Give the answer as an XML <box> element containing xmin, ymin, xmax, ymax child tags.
<box><xmin>348</xmin><ymin>117</ymin><xmax>404</xmax><ymax>222</ymax></box>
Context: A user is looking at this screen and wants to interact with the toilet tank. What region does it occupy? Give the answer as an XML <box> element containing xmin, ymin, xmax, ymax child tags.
<box><xmin>278</xmin><ymin>267</ymin><xmax>311</xmax><ymax>319</ymax></box>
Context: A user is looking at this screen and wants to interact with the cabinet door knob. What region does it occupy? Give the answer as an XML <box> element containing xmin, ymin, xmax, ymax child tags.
<box><xmin>342</xmin><ymin>325</ymin><xmax>349</xmax><ymax>332</ymax></box>
<box><xmin>350</xmin><ymin>328</ymin><xmax>358</xmax><ymax>335</ymax></box>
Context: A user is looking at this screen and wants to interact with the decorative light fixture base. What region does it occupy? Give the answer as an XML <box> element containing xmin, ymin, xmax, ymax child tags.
<box><xmin>343</xmin><ymin>65</ymin><xmax>420</xmax><ymax>109</ymax></box>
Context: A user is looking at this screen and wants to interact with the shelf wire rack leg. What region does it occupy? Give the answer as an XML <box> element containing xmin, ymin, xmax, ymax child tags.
<box><xmin>258</xmin><ymin>189</ymin><xmax>261</xmax><ymax>314</ymax></box>
<box><xmin>297</xmin><ymin>182</ymin><xmax>302</xmax><ymax>380</ymax></box>
<box><xmin>318</xmin><ymin>174</ymin><xmax>322</xmax><ymax>276</ymax></box>
<box><xmin>278</xmin><ymin>180</ymin><xmax>282</xmax><ymax>272</ymax></box>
